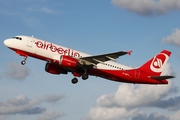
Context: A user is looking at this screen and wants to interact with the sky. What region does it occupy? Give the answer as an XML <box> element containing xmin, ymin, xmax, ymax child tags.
<box><xmin>0</xmin><ymin>0</ymin><xmax>180</xmax><ymax>120</ymax></box>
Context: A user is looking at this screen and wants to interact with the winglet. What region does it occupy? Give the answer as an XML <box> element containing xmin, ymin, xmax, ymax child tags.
<box><xmin>127</xmin><ymin>51</ymin><xmax>132</xmax><ymax>55</ymax></box>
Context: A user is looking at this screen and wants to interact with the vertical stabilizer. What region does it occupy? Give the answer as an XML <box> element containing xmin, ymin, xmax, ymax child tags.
<box><xmin>138</xmin><ymin>50</ymin><xmax>171</xmax><ymax>76</ymax></box>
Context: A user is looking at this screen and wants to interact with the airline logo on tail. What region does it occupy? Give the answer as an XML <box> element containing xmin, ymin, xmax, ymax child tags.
<box><xmin>150</xmin><ymin>53</ymin><xmax>169</xmax><ymax>73</ymax></box>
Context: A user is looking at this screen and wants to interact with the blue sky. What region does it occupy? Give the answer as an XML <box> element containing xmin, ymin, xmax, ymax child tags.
<box><xmin>0</xmin><ymin>0</ymin><xmax>180</xmax><ymax>120</ymax></box>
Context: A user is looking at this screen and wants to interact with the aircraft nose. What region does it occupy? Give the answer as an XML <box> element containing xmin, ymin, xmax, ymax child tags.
<box><xmin>4</xmin><ymin>39</ymin><xmax>11</xmax><ymax>47</ymax></box>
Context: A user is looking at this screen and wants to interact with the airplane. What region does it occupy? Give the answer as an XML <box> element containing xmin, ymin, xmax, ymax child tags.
<box><xmin>4</xmin><ymin>35</ymin><xmax>174</xmax><ymax>84</ymax></box>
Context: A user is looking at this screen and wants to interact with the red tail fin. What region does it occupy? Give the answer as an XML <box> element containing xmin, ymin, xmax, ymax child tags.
<box><xmin>138</xmin><ymin>50</ymin><xmax>171</xmax><ymax>76</ymax></box>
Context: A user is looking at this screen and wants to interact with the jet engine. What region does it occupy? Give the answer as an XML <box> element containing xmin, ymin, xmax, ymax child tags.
<box><xmin>45</xmin><ymin>62</ymin><xmax>68</xmax><ymax>74</ymax></box>
<box><xmin>59</xmin><ymin>55</ymin><xmax>81</xmax><ymax>69</ymax></box>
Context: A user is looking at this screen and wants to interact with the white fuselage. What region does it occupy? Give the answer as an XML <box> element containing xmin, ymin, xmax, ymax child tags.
<box><xmin>4</xmin><ymin>35</ymin><xmax>132</xmax><ymax>71</ymax></box>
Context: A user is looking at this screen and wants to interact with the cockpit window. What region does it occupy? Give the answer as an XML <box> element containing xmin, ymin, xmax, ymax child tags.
<box><xmin>12</xmin><ymin>37</ymin><xmax>22</xmax><ymax>40</ymax></box>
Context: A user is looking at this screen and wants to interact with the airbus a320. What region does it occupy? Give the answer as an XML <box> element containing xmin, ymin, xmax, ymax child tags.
<box><xmin>4</xmin><ymin>35</ymin><xmax>174</xmax><ymax>84</ymax></box>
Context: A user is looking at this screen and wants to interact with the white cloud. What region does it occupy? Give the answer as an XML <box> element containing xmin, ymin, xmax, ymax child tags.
<box><xmin>0</xmin><ymin>115</ymin><xmax>8</xmax><ymax>120</ymax></box>
<box><xmin>96</xmin><ymin>83</ymin><xmax>173</xmax><ymax>109</ymax></box>
<box><xmin>84</xmin><ymin>82</ymin><xmax>179</xmax><ymax>120</ymax></box>
<box><xmin>162</xmin><ymin>63</ymin><xmax>174</xmax><ymax>76</ymax></box>
<box><xmin>162</xmin><ymin>28</ymin><xmax>180</xmax><ymax>47</ymax></box>
<box><xmin>132</xmin><ymin>112</ymin><xmax>169</xmax><ymax>120</ymax></box>
<box><xmin>169</xmin><ymin>110</ymin><xmax>180</xmax><ymax>120</ymax></box>
<box><xmin>83</xmin><ymin>107</ymin><xmax>139</xmax><ymax>120</ymax></box>
<box><xmin>83</xmin><ymin>63</ymin><xmax>179</xmax><ymax>120</ymax></box>
<box><xmin>0</xmin><ymin>94</ymin><xmax>45</xmax><ymax>115</ymax></box>
<box><xmin>5</xmin><ymin>62</ymin><xmax>30</xmax><ymax>80</ymax></box>
<box><xmin>37</xmin><ymin>110</ymin><xmax>64</xmax><ymax>120</ymax></box>
<box><xmin>0</xmin><ymin>93</ymin><xmax>65</xmax><ymax>120</ymax></box>
<box><xmin>111</xmin><ymin>0</ymin><xmax>180</xmax><ymax>16</ymax></box>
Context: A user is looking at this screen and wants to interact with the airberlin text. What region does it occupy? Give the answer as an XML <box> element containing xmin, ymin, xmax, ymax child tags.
<box><xmin>35</xmin><ymin>41</ymin><xmax>80</xmax><ymax>57</ymax></box>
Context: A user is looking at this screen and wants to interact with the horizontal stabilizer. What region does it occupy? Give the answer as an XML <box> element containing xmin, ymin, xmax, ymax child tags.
<box><xmin>148</xmin><ymin>75</ymin><xmax>175</xmax><ymax>80</ymax></box>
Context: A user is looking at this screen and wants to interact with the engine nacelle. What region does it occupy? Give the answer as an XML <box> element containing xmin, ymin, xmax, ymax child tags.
<box><xmin>45</xmin><ymin>63</ymin><xmax>68</xmax><ymax>75</ymax></box>
<box><xmin>59</xmin><ymin>55</ymin><xmax>81</xmax><ymax>69</ymax></box>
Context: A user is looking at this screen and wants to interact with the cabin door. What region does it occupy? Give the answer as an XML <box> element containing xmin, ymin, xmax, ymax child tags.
<box><xmin>27</xmin><ymin>38</ymin><xmax>33</xmax><ymax>48</ymax></box>
<box><xmin>134</xmin><ymin>70</ymin><xmax>140</xmax><ymax>79</ymax></box>
<box><xmin>26</xmin><ymin>37</ymin><xmax>36</xmax><ymax>54</ymax></box>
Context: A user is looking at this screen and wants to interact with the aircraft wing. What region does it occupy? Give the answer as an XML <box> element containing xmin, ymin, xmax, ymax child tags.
<box><xmin>79</xmin><ymin>51</ymin><xmax>132</xmax><ymax>65</ymax></box>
